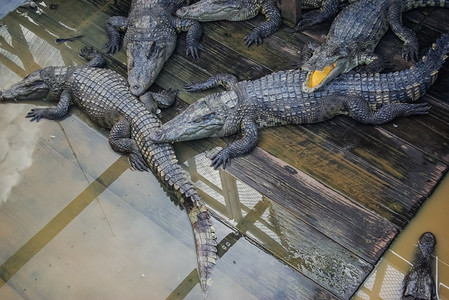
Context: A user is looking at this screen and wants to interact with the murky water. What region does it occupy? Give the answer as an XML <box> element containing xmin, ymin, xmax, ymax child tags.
<box><xmin>354</xmin><ymin>173</ymin><xmax>449</xmax><ymax>300</ymax></box>
<box><xmin>0</xmin><ymin>1</ymin><xmax>448</xmax><ymax>299</ymax></box>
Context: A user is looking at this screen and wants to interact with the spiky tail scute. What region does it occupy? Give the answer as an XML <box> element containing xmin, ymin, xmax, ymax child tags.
<box><xmin>133</xmin><ymin>114</ymin><xmax>217</xmax><ymax>290</ymax></box>
<box><xmin>160</xmin><ymin>163</ymin><xmax>217</xmax><ymax>290</ymax></box>
<box><xmin>341</xmin><ymin>32</ymin><xmax>449</xmax><ymax>108</ymax></box>
<box><xmin>402</xmin><ymin>0</ymin><xmax>449</xmax><ymax>11</ymax></box>
<box><xmin>415</xmin><ymin>33</ymin><xmax>449</xmax><ymax>84</ymax></box>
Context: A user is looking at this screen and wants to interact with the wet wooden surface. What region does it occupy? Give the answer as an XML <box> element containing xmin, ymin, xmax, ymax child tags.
<box><xmin>0</xmin><ymin>1</ymin><xmax>448</xmax><ymax>299</ymax></box>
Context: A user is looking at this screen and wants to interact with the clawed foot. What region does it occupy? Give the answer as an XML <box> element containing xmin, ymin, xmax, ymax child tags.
<box><xmin>26</xmin><ymin>108</ymin><xmax>46</xmax><ymax>122</ymax></box>
<box><xmin>152</xmin><ymin>88</ymin><xmax>178</xmax><ymax>108</ymax></box>
<box><xmin>403</xmin><ymin>103</ymin><xmax>430</xmax><ymax>116</ymax></box>
<box><xmin>402</xmin><ymin>42</ymin><xmax>419</xmax><ymax>62</ymax></box>
<box><xmin>244</xmin><ymin>32</ymin><xmax>262</xmax><ymax>47</ymax></box>
<box><xmin>79</xmin><ymin>47</ymin><xmax>97</xmax><ymax>60</ymax></box>
<box><xmin>129</xmin><ymin>152</ymin><xmax>149</xmax><ymax>171</ymax></box>
<box><xmin>104</xmin><ymin>40</ymin><xmax>120</xmax><ymax>55</ymax></box>
<box><xmin>186</xmin><ymin>42</ymin><xmax>204</xmax><ymax>59</ymax></box>
<box><xmin>211</xmin><ymin>149</ymin><xmax>232</xmax><ymax>169</ymax></box>
<box><xmin>295</xmin><ymin>13</ymin><xmax>319</xmax><ymax>32</ymax></box>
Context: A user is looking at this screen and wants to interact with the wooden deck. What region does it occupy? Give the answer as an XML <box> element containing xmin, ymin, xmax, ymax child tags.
<box><xmin>0</xmin><ymin>0</ymin><xmax>448</xmax><ymax>299</ymax></box>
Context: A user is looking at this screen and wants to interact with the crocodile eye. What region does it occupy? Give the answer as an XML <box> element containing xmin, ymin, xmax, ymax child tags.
<box><xmin>193</xmin><ymin>112</ymin><xmax>216</xmax><ymax>123</ymax></box>
<box><xmin>146</xmin><ymin>42</ymin><xmax>155</xmax><ymax>58</ymax></box>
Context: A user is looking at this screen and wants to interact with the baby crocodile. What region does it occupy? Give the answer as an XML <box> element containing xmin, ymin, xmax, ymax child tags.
<box><xmin>0</xmin><ymin>49</ymin><xmax>217</xmax><ymax>290</ymax></box>
<box><xmin>104</xmin><ymin>0</ymin><xmax>203</xmax><ymax>96</ymax></box>
<box><xmin>403</xmin><ymin>232</ymin><xmax>436</xmax><ymax>300</ymax></box>
<box><xmin>300</xmin><ymin>0</ymin><xmax>449</xmax><ymax>93</ymax></box>
<box><xmin>150</xmin><ymin>33</ymin><xmax>449</xmax><ymax>169</ymax></box>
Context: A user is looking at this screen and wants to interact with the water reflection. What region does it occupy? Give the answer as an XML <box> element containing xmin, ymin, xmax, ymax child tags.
<box><xmin>0</xmin><ymin>104</ymin><xmax>41</xmax><ymax>204</ymax></box>
<box><xmin>354</xmin><ymin>173</ymin><xmax>449</xmax><ymax>300</ymax></box>
<box><xmin>0</xmin><ymin>5</ymin><xmax>329</xmax><ymax>299</ymax></box>
<box><xmin>179</xmin><ymin>147</ymin><xmax>368</xmax><ymax>299</ymax></box>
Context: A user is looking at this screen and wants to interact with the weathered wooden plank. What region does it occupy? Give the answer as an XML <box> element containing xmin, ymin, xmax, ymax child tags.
<box><xmin>171</xmin><ymin>143</ymin><xmax>374</xmax><ymax>298</ymax></box>
<box><xmin>174</xmin><ymin>136</ymin><xmax>397</xmax><ymax>264</ymax></box>
<box><xmin>299</xmin><ymin>118</ymin><xmax>448</xmax><ymax>194</ymax></box>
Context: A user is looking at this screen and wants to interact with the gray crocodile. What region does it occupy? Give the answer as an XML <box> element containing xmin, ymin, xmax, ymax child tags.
<box><xmin>104</xmin><ymin>0</ymin><xmax>203</xmax><ymax>96</ymax></box>
<box><xmin>0</xmin><ymin>49</ymin><xmax>217</xmax><ymax>290</ymax></box>
<box><xmin>403</xmin><ymin>232</ymin><xmax>436</xmax><ymax>300</ymax></box>
<box><xmin>150</xmin><ymin>34</ymin><xmax>449</xmax><ymax>169</ymax></box>
<box><xmin>299</xmin><ymin>0</ymin><xmax>449</xmax><ymax>93</ymax></box>
<box><xmin>175</xmin><ymin>0</ymin><xmax>281</xmax><ymax>47</ymax></box>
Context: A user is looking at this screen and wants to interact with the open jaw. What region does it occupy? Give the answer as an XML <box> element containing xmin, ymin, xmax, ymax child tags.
<box><xmin>302</xmin><ymin>61</ymin><xmax>345</xmax><ymax>93</ymax></box>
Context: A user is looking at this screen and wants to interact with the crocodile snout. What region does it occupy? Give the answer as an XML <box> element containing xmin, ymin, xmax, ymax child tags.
<box><xmin>150</xmin><ymin>129</ymin><xmax>165</xmax><ymax>143</ymax></box>
<box><xmin>0</xmin><ymin>91</ymin><xmax>3</xmax><ymax>101</ymax></box>
<box><xmin>130</xmin><ymin>84</ymin><xmax>146</xmax><ymax>97</ymax></box>
<box><xmin>175</xmin><ymin>7</ymin><xmax>187</xmax><ymax>18</ymax></box>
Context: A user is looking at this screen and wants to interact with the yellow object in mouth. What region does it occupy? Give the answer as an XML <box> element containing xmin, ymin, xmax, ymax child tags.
<box><xmin>307</xmin><ymin>63</ymin><xmax>337</xmax><ymax>88</ymax></box>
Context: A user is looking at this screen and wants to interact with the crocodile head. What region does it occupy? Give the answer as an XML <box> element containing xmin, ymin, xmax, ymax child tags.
<box><xmin>302</xmin><ymin>42</ymin><xmax>356</xmax><ymax>93</ymax></box>
<box><xmin>126</xmin><ymin>40</ymin><xmax>170</xmax><ymax>97</ymax></box>
<box><xmin>151</xmin><ymin>90</ymin><xmax>240</xmax><ymax>142</ymax></box>
<box><xmin>0</xmin><ymin>69</ymin><xmax>52</xmax><ymax>102</ymax></box>
<box><xmin>418</xmin><ymin>232</ymin><xmax>436</xmax><ymax>258</ymax></box>
<box><xmin>176</xmin><ymin>0</ymin><xmax>259</xmax><ymax>21</ymax></box>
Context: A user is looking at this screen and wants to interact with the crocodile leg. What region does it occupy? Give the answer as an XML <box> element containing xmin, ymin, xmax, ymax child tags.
<box><xmin>295</xmin><ymin>0</ymin><xmax>340</xmax><ymax>32</ymax></box>
<box><xmin>185</xmin><ymin>73</ymin><xmax>238</xmax><ymax>92</ymax></box>
<box><xmin>26</xmin><ymin>89</ymin><xmax>72</xmax><ymax>122</ymax></box>
<box><xmin>79</xmin><ymin>47</ymin><xmax>107</xmax><ymax>68</ymax></box>
<box><xmin>344</xmin><ymin>96</ymin><xmax>430</xmax><ymax>124</ymax></box>
<box><xmin>138</xmin><ymin>89</ymin><xmax>177</xmax><ymax>114</ymax></box>
<box><xmin>354</xmin><ymin>52</ymin><xmax>387</xmax><ymax>73</ymax></box>
<box><xmin>211</xmin><ymin>117</ymin><xmax>258</xmax><ymax>169</ymax></box>
<box><xmin>171</xmin><ymin>17</ymin><xmax>204</xmax><ymax>59</ymax></box>
<box><xmin>109</xmin><ymin>117</ymin><xmax>149</xmax><ymax>171</ymax></box>
<box><xmin>147</xmin><ymin>89</ymin><xmax>178</xmax><ymax>109</ymax></box>
<box><xmin>244</xmin><ymin>1</ymin><xmax>281</xmax><ymax>47</ymax></box>
<box><xmin>294</xmin><ymin>42</ymin><xmax>320</xmax><ymax>69</ymax></box>
<box><xmin>104</xmin><ymin>16</ymin><xmax>128</xmax><ymax>54</ymax></box>
<box><xmin>387</xmin><ymin>2</ymin><xmax>419</xmax><ymax>62</ymax></box>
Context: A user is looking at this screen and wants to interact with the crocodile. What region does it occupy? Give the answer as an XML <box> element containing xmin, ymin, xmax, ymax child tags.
<box><xmin>296</xmin><ymin>0</ymin><xmax>351</xmax><ymax>32</ymax></box>
<box><xmin>150</xmin><ymin>33</ymin><xmax>449</xmax><ymax>169</ymax></box>
<box><xmin>299</xmin><ymin>0</ymin><xmax>449</xmax><ymax>93</ymax></box>
<box><xmin>104</xmin><ymin>0</ymin><xmax>203</xmax><ymax>97</ymax></box>
<box><xmin>403</xmin><ymin>232</ymin><xmax>436</xmax><ymax>300</ymax></box>
<box><xmin>0</xmin><ymin>49</ymin><xmax>217</xmax><ymax>290</ymax></box>
<box><xmin>175</xmin><ymin>0</ymin><xmax>281</xmax><ymax>47</ymax></box>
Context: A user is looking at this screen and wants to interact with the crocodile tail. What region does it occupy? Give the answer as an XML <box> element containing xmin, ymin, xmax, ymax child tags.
<box><xmin>398</xmin><ymin>32</ymin><xmax>449</xmax><ymax>102</ymax></box>
<box><xmin>144</xmin><ymin>142</ymin><xmax>217</xmax><ymax>290</ymax></box>
<box><xmin>184</xmin><ymin>192</ymin><xmax>218</xmax><ymax>290</ymax></box>
<box><xmin>414</xmin><ymin>33</ymin><xmax>449</xmax><ymax>86</ymax></box>
<box><xmin>168</xmin><ymin>166</ymin><xmax>218</xmax><ymax>290</ymax></box>
<box><xmin>402</xmin><ymin>0</ymin><xmax>449</xmax><ymax>11</ymax></box>
<box><xmin>133</xmin><ymin>113</ymin><xmax>217</xmax><ymax>290</ymax></box>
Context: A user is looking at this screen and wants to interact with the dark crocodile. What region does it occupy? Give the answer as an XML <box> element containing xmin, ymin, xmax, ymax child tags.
<box><xmin>298</xmin><ymin>0</ymin><xmax>449</xmax><ymax>93</ymax></box>
<box><xmin>403</xmin><ymin>232</ymin><xmax>436</xmax><ymax>300</ymax></box>
<box><xmin>150</xmin><ymin>34</ymin><xmax>449</xmax><ymax>169</ymax></box>
<box><xmin>0</xmin><ymin>49</ymin><xmax>217</xmax><ymax>290</ymax></box>
<box><xmin>175</xmin><ymin>0</ymin><xmax>281</xmax><ymax>47</ymax></box>
<box><xmin>104</xmin><ymin>0</ymin><xmax>203</xmax><ymax>96</ymax></box>
<box><xmin>295</xmin><ymin>0</ymin><xmax>351</xmax><ymax>32</ymax></box>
